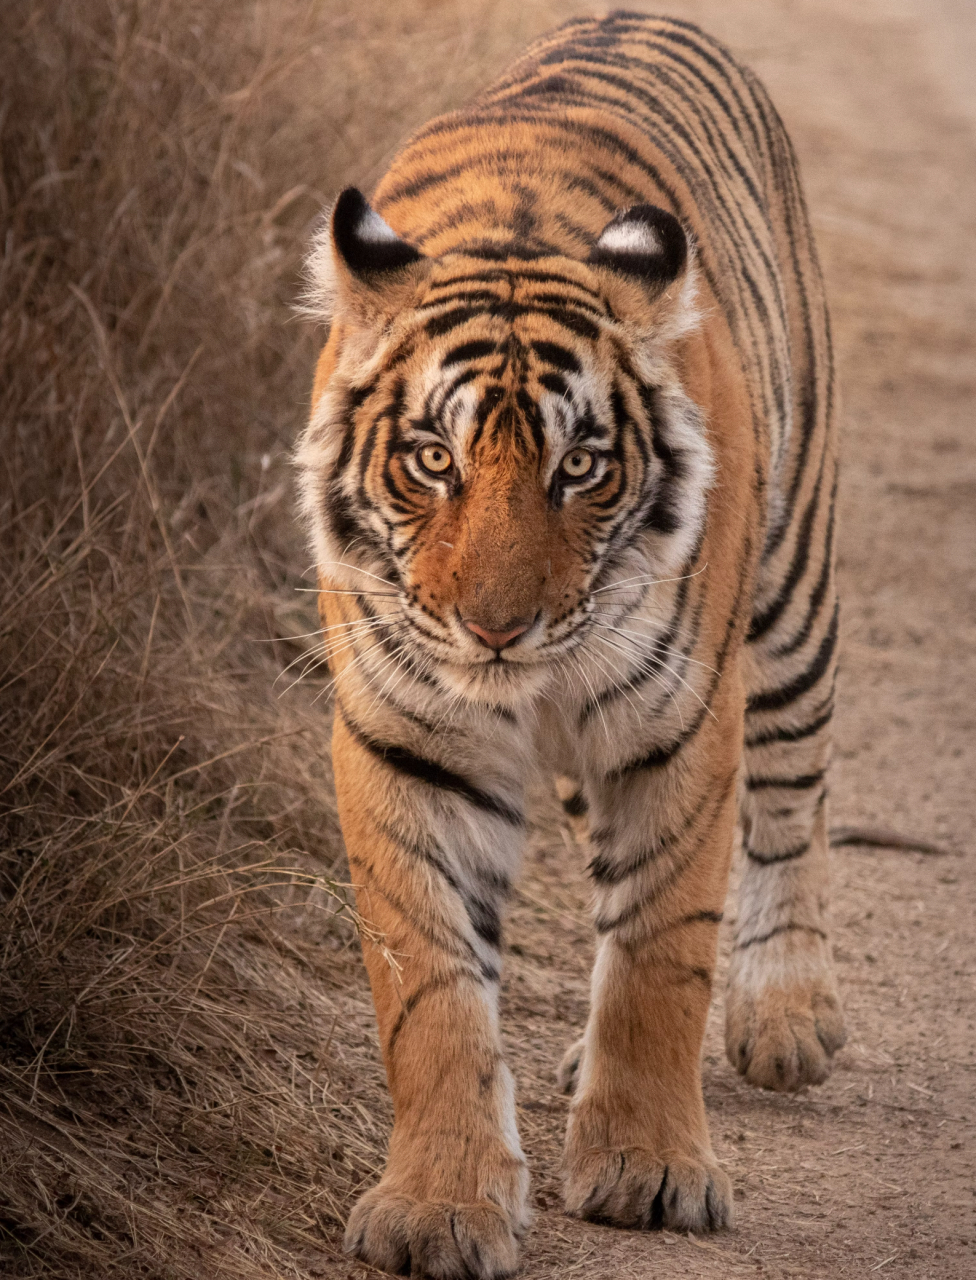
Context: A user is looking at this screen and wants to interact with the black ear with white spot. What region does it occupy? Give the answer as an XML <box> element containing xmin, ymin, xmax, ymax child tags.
<box><xmin>331</xmin><ymin>187</ymin><xmax>423</xmax><ymax>277</ymax></box>
<box><xmin>588</xmin><ymin>204</ymin><xmax>687</xmax><ymax>289</ymax></box>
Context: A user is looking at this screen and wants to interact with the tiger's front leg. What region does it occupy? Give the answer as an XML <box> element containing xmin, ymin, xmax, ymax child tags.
<box><xmin>332</xmin><ymin>713</ymin><xmax>529</xmax><ymax>1280</ymax></box>
<box><xmin>560</xmin><ymin>717</ymin><xmax>739</xmax><ymax>1231</ymax></box>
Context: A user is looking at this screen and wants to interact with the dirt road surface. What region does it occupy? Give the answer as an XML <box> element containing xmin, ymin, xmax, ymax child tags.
<box><xmin>306</xmin><ymin>2</ymin><xmax>976</xmax><ymax>1277</ymax></box>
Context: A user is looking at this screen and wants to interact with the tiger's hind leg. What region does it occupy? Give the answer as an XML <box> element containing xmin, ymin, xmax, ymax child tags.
<box><xmin>726</xmin><ymin>510</ymin><xmax>846</xmax><ymax>1091</ymax></box>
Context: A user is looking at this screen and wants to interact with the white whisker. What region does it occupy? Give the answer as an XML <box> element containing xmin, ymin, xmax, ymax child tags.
<box><xmin>587</xmin><ymin>630</ymin><xmax>687</xmax><ymax>731</ymax></box>
<box><xmin>591</xmin><ymin>563</ymin><xmax>707</xmax><ymax>595</ymax></box>
<box><xmin>591</xmin><ymin>627</ymin><xmax>715</xmax><ymax>723</ymax></box>
<box><xmin>293</xmin><ymin>586</ymin><xmax>398</xmax><ymax>597</ymax></box>
<box><xmin>279</xmin><ymin>617</ymin><xmax>407</xmax><ymax>696</ymax></box>
<box><xmin>318</xmin><ymin>558</ymin><xmax>398</xmax><ymax>588</ymax></box>
<box><xmin>583</xmin><ymin>644</ymin><xmax>648</xmax><ymax>720</ymax></box>
<box><xmin>568</xmin><ymin>650</ymin><xmax>612</xmax><ymax>746</ymax></box>
<box><xmin>273</xmin><ymin>616</ymin><xmax>392</xmax><ymax>685</ymax></box>
<box><xmin>590</xmin><ymin>616</ymin><xmax>720</xmax><ymax>676</ymax></box>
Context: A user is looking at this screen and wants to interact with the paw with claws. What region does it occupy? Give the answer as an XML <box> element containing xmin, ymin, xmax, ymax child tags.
<box><xmin>727</xmin><ymin>935</ymin><xmax>846</xmax><ymax>1091</ymax></box>
<box><xmin>345</xmin><ymin>1188</ymin><xmax>522</xmax><ymax>1279</ymax></box>
<box><xmin>726</xmin><ymin>977</ymin><xmax>846</xmax><ymax>1091</ymax></box>
<box><xmin>343</xmin><ymin>1131</ymin><xmax>529</xmax><ymax>1280</ymax></box>
<box><xmin>561</xmin><ymin>1079</ymin><xmax>733</xmax><ymax>1234</ymax></box>
<box><xmin>563</xmin><ymin>1145</ymin><xmax>733</xmax><ymax>1231</ymax></box>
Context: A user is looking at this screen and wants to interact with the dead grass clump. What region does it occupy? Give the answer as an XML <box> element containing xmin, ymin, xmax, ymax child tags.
<box><xmin>0</xmin><ymin>0</ymin><xmax>561</xmax><ymax>1271</ymax></box>
<box><xmin>0</xmin><ymin>0</ymin><xmax>517</xmax><ymax>1272</ymax></box>
<box><xmin>0</xmin><ymin>4</ymin><xmax>383</xmax><ymax>1267</ymax></box>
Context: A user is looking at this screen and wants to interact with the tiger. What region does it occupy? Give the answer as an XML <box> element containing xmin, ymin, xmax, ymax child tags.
<box><xmin>295</xmin><ymin>11</ymin><xmax>845</xmax><ymax>1277</ymax></box>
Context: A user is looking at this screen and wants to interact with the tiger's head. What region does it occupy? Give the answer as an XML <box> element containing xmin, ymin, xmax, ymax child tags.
<box><xmin>296</xmin><ymin>188</ymin><xmax>714</xmax><ymax>706</ymax></box>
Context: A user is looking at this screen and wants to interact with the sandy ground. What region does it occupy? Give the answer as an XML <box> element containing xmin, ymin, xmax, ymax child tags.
<box><xmin>302</xmin><ymin>2</ymin><xmax>976</xmax><ymax>1277</ymax></box>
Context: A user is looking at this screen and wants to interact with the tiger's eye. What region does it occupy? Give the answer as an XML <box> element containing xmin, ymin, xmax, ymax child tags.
<box><xmin>418</xmin><ymin>443</ymin><xmax>453</xmax><ymax>474</ymax></box>
<box><xmin>561</xmin><ymin>448</ymin><xmax>593</xmax><ymax>478</ymax></box>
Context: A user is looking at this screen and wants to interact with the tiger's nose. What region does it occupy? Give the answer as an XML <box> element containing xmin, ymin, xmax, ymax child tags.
<box><xmin>464</xmin><ymin>618</ymin><xmax>532</xmax><ymax>651</ymax></box>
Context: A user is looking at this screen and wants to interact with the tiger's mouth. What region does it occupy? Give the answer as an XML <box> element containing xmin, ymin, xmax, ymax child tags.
<box><xmin>394</xmin><ymin>599</ymin><xmax>593</xmax><ymax>709</ymax></box>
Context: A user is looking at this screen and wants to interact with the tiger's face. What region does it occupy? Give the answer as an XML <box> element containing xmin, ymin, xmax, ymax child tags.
<box><xmin>297</xmin><ymin>189</ymin><xmax>713</xmax><ymax>705</ymax></box>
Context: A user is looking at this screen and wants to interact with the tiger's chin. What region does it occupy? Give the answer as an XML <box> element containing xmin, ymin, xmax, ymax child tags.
<box><xmin>436</xmin><ymin>652</ymin><xmax>555</xmax><ymax>710</ymax></box>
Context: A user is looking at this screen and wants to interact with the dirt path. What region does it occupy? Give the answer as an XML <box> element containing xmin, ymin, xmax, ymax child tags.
<box><xmin>312</xmin><ymin>3</ymin><xmax>976</xmax><ymax>1276</ymax></box>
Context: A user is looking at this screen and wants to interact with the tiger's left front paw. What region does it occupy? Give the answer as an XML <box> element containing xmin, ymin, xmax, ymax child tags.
<box><xmin>563</xmin><ymin>1143</ymin><xmax>732</xmax><ymax>1231</ymax></box>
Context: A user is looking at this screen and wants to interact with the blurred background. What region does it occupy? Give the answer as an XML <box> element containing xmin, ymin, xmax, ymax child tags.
<box><xmin>1</xmin><ymin>1</ymin><xmax>973</xmax><ymax>1277</ymax></box>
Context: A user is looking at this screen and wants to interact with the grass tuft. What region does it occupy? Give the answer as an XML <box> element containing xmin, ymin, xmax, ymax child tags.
<box><xmin>0</xmin><ymin>0</ymin><xmax>549</xmax><ymax>1272</ymax></box>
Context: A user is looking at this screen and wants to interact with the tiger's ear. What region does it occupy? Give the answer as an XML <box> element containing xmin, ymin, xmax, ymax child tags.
<box><xmin>304</xmin><ymin>187</ymin><xmax>429</xmax><ymax>325</ymax></box>
<box><xmin>588</xmin><ymin>205</ymin><xmax>697</xmax><ymax>335</ymax></box>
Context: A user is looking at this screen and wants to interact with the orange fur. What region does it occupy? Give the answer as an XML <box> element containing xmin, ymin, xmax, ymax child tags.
<box><xmin>297</xmin><ymin>15</ymin><xmax>843</xmax><ymax>1276</ymax></box>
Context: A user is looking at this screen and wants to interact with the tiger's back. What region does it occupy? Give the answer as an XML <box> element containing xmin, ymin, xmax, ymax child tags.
<box><xmin>298</xmin><ymin>13</ymin><xmax>842</xmax><ymax>1277</ymax></box>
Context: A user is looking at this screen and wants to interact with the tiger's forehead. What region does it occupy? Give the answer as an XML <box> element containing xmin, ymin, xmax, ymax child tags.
<box><xmin>384</xmin><ymin>259</ymin><xmax>618</xmax><ymax>463</ymax></box>
<box><xmin>393</xmin><ymin>254</ymin><xmax>613</xmax><ymax>413</ymax></box>
<box><xmin>414</xmin><ymin>253</ymin><xmax>610</xmax><ymax>336</ymax></box>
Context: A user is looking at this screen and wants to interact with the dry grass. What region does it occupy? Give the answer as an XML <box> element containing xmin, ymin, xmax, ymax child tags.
<box><xmin>3</xmin><ymin>0</ymin><xmax>974</xmax><ymax>1277</ymax></box>
<box><xmin>0</xmin><ymin>0</ymin><xmax>555</xmax><ymax>1273</ymax></box>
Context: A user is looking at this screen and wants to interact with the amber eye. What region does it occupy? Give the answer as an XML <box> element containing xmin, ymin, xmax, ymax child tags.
<box><xmin>561</xmin><ymin>448</ymin><xmax>594</xmax><ymax>478</ymax></box>
<box><xmin>418</xmin><ymin>443</ymin><xmax>453</xmax><ymax>475</ymax></box>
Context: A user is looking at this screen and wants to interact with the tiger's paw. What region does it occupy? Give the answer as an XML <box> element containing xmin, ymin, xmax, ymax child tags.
<box><xmin>344</xmin><ymin>1186</ymin><xmax>521</xmax><ymax>1279</ymax></box>
<box><xmin>557</xmin><ymin>1037</ymin><xmax>586</xmax><ymax>1095</ymax></box>
<box><xmin>725</xmin><ymin>972</ymin><xmax>846</xmax><ymax>1092</ymax></box>
<box><xmin>562</xmin><ymin>1145</ymin><xmax>733</xmax><ymax>1231</ymax></box>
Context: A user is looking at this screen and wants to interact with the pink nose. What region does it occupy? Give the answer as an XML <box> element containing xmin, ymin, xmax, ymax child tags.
<box><xmin>464</xmin><ymin>619</ymin><xmax>531</xmax><ymax>651</ymax></box>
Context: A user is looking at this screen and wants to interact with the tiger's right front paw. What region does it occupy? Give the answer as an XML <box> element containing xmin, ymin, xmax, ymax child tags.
<box><xmin>344</xmin><ymin>1185</ymin><xmax>520</xmax><ymax>1279</ymax></box>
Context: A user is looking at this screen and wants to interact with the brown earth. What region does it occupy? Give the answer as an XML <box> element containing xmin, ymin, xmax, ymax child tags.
<box><xmin>306</xmin><ymin>2</ymin><xmax>976</xmax><ymax>1278</ymax></box>
<box><xmin>2</xmin><ymin>1</ymin><xmax>973</xmax><ymax>1278</ymax></box>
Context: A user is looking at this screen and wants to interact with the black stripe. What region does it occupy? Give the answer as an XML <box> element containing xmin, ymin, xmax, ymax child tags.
<box><xmin>339</xmin><ymin>706</ymin><xmax>523</xmax><ymax>825</ymax></box>
<box><xmin>370</xmin><ymin>818</ymin><xmax>501</xmax><ymax>982</ymax></box>
<box><xmin>639</xmin><ymin>383</ymin><xmax>686</xmax><ymax>535</ymax></box>
<box><xmin>530</xmin><ymin>290</ymin><xmax>604</xmax><ymax>316</ymax></box>
<box><xmin>515</xmin><ymin>387</ymin><xmax>546</xmax><ymax>454</ymax></box>
<box><xmin>746</xmin><ymin>601</ymin><xmax>838</xmax><ymax>714</ymax></box>
<box><xmin>685</xmin><ymin>908</ymin><xmax>724</xmax><ymax>925</ymax></box>
<box><xmin>588</xmin><ymin>787</ymin><xmax>710</xmax><ymax>887</ymax></box>
<box><xmin>736</xmin><ymin>922</ymin><xmax>826</xmax><ymax>949</ymax></box>
<box><xmin>531</xmin><ymin>340</ymin><xmax>581</xmax><ymax>373</ymax></box>
<box><xmin>327</xmin><ymin>481</ymin><xmax>389</xmax><ymax>566</ymax></box>
<box><xmin>746</xmin><ymin>841</ymin><xmax>810</xmax><ymax>865</ymax></box>
<box><xmin>745</xmin><ymin>769</ymin><xmax>826</xmax><ymax>791</ymax></box>
<box><xmin>442</xmin><ymin>339</ymin><xmax>498</xmax><ymax>367</ymax></box>
<box><xmin>653</xmin><ymin>18</ymin><xmax>768</xmax><ymax>156</ymax></box>
<box><xmin>380</xmin><ymin>149</ymin><xmax>533</xmax><ymax>205</ymax></box>
<box><xmin>606</xmin><ymin>535</ymin><xmax>751</xmax><ymax>777</ymax></box>
<box><xmin>512</xmin><ymin>55</ymin><xmax>790</xmax><ymax>428</ymax></box>
<box><xmin>538</xmin><ymin>371</ymin><xmax>568</xmax><ymax>397</ymax></box>
<box><xmin>594</xmin><ymin>774</ymin><xmax>735</xmax><ymax>932</ymax></box>
<box><xmin>497</xmin><ymin>267</ymin><xmax>604</xmax><ymax>294</ymax></box>
<box><xmin>536</xmin><ymin>306</ymin><xmax>601</xmax><ymax>341</ymax></box>
<box><xmin>772</xmin><ymin>478</ymin><xmax>837</xmax><ymax>658</ymax></box>
<box><xmin>755</xmin><ymin>81</ymin><xmax>830</xmax><ymax>562</ymax></box>
<box><xmin>744</xmin><ymin>700</ymin><xmax>833</xmax><ymax>748</ymax></box>
<box><xmin>748</xmin><ymin>466</ymin><xmax>824</xmax><ymax>643</ymax></box>
<box><xmin>635</xmin><ymin>907</ymin><xmax>724</xmax><ymax>946</ymax></box>
<box><xmin>425</xmin><ymin>307</ymin><xmax>482</xmax><ymax>338</ymax></box>
<box><xmin>387</xmin><ymin>972</ymin><xmax>466</xmax><ymax>1063</ymax></box>
<box><xmin>348</xmin><ymin>852</ymin><xmax>491</xmax><ymax>974</ymax></box>
<box><xmin>466</xmin><ymin>897</ymin><xmax>502</xmax><ymax>948</ymax></box>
